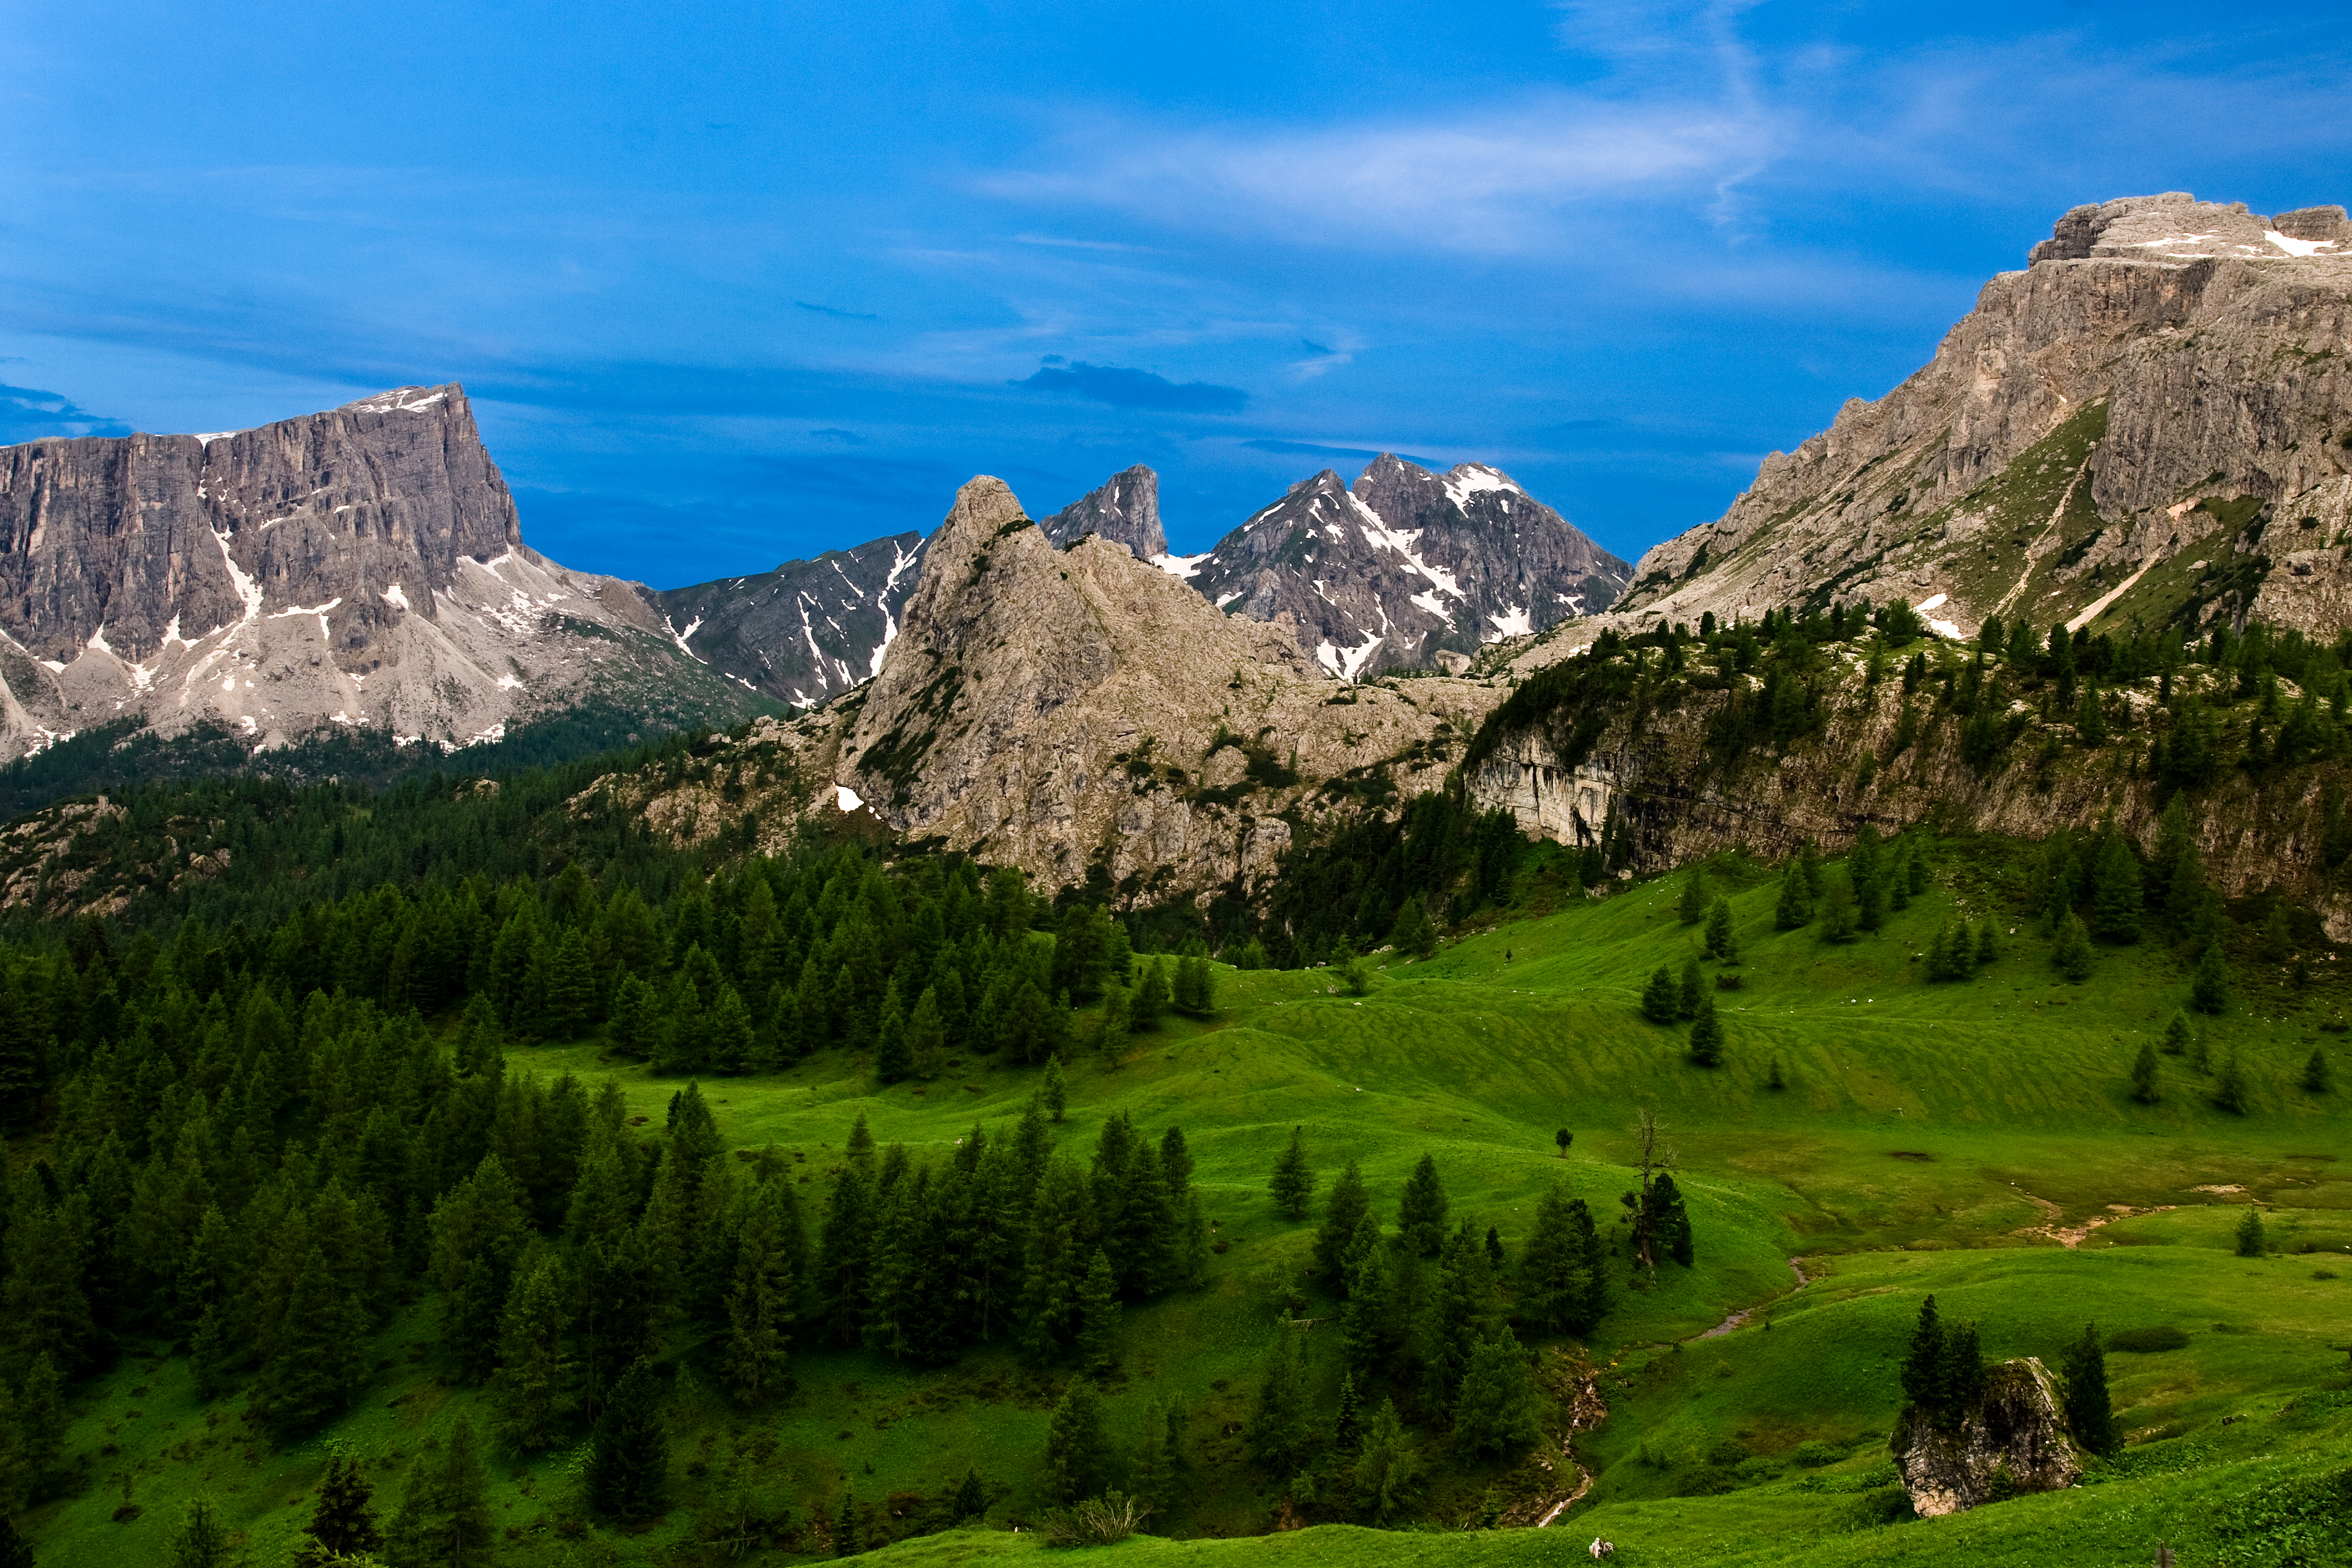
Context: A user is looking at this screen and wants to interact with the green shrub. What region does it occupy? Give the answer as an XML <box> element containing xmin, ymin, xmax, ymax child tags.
<box><xmin>1789</xmin><ymin>1440</ymin><xmax>1840</xmax><ymax>1469</ymax></box>
<box><xmin>2108</xmin><ymin>1326</ymin><xmax>2191</xmax><ymax>1353</ymax></box>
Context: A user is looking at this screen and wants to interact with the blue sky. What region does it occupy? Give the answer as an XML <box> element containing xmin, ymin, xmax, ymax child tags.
<box><xmin>5</xmin><ymin>1</ymin><xmax>2349</xmax><ymax>589</ymax></box>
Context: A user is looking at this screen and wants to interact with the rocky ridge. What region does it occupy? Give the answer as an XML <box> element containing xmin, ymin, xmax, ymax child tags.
<box><xmin>578</xmin><ymin>476</ymin><xmax>1507</xmax><ymax>902</ymax></box>
<box><xmin>647</xmin><ymin>533</ymin><xmax>926</xmax><ymax>707</ymax></box>
<box><xmin>1179</xmin><ymin>456</ymin><xmax>1630</xmax><ymax>679</ymax></box>
<box><xmin>1613</xmin><ymin>193</ymin><xmax>2352</xmax><ymax>646</ymax></box>
<box><xmin>1040</xmin><ymin>464</ymin><xmax>1167</xmax><ymax>560</ymax></box>
<box><xmin>1892</xmin><ymin>1359</ymin><xmax>2081</xmax><ymax>1516</ymax></box>
<box><xmin>0</xmin><ymin>385</ymin><xmax>765</xmax><ymax>759</ymax></box>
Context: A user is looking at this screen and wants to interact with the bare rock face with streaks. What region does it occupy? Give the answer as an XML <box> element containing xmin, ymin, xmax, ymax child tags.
<box><xmin>1041</xmin><ymin>464</ymin><xmax>1167</xmax><ymax>561</ymax></box>
<box><xmin>1894</xmin><ymin>1359</ymin><xmax>2080</xmax><ymax>1517</ymax></box>
<box><xmin>1182</xmin><ymin>456</ymin><xmax>1628</xmax><ymax>679</ymax></box>
<box><xmin>1615</xmin><ymin>193</ymin><xmax>2352</xmax><ymax>644</ymax></box>
<box><xmin>822</xmin><ymin>475</ymin><xmax>1502</xmax><ymax>897</ymax></box>
<box><xmin>648</xmin><ymin>533</ymin><xmax>926</xmax><ymax>707</ymax></box>
<box><xmin>0</xmin><ymin>385</ymin><xmax>761</xmax><ymax>756</ymax></box>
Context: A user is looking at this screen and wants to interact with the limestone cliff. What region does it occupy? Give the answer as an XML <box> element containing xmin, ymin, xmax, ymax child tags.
<box><xmin>1613</xmin><ymin>193</ymin><xmax>2352</xmax><ymax>645</ymax></box>
<box><xmin>1893</xmin><ymin>1359</ymin><xmax>2080</xmax><ymax>1517</ymax></box>
<box><xmin>0</xmin><ymin>385</ymin><xmax>765</xmax><ymax>757</ymax></box>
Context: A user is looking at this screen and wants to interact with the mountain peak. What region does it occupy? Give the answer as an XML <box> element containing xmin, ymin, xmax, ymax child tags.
<box><xmin>1041</xmin><ymin>464</ymin><xmax>1166</xmax><ymax>560</ymax></box>
<box><xmin>2028</xmin><ymin>192</ymin><xmax>2352</xmax><ymax>264</ymax></box>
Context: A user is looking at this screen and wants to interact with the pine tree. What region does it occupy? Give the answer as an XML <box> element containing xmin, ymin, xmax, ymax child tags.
<box><xmin>546</xmin><ymin>928</ymin><xmax>597</xmax><ymax>1039</ymax></box>
<box><xmin>833</xmin><ymin>1491</ymin><xmax>861</xmax><ymax>1557</ymax></box>
<box><xmin>1640</xmin><ymin>965</ymin><xmax>1679</xmax><ymax>1023</ymax></box>
<box><xmin>2302</xmin><ymin>1048</ymin><xmax>2332</xmax><ymax>1094</ymax></box>
<box><xmin>2059</xmin><ymin>1323</ymin><xmax>2120</xmax><ymax>1457</ymax></box>
<box><xmin>872</xmin><ymin>986</ymin><xmax>911</xmax><ymax>1085</ymax></box>
<box><xmin>1852</xmin><ymin>826</ymin><xmax>1886</xmax><ymax>931</ymax></box>
<box><xmin>2162</xmin><ymin>1010</ymin><xmax>2194</xmax><ymax>1056</ymax></box>
<box><xmin>2234</xmin><ymin>1206</ymin><xmax>2266</xmax><ymax>1256</ymax></box>
<box><xmin>1677</xmin><ymin>958</ymin><xmax>1702</xmax><ymax>1020</ymax></box>
<box><xmin>1040</xmin><ymin>1056</ymin><xmax>1068</xmax><ymax>1123</ymax></box>
<box><xmin>1975</xmin><ymin>921</ymin><xmax>1999</xmax><ymax>966</ymax></box>
<box><xmin>1397</xmin><ymin>1155</ymin><xmax>1448</xmax><ymax>1258</ymax></box>
<box><xmin>1453</xmin><ymin>1328</ymin><xmax>1543</xmax><ymax>1458</ymax></box>
<box><xmin>2130</xmin><ymin>1041</ymin><xmax>2160</xmax><ymax>1104</ymax></box>
<box><xmin>258</xmin><ymin>1246</ymin><xmax>367</xmax><ymax>1442</ymax></box>
<box><xmin>386</xmin><ymin>1417</ymin><xmax>495</xmax><ymax>1567</ymax></box>
<box><xmin>1352</xmin><ymin>1399</ymin><xmax>1420</xmax><ymax>1524</ymax></box>
<box><xmin>1518</xmin><ymin>1181</ymin><xmax>1606</xmax><ymax>1335</ymax></box>
<box><xmin>586</xmin><ymin>1361</ymin><xmax>670</xmax><ymax>1519</ymax></box>
<box><xmin>1390</xmin><ymin>897</ymin><xmax>1438</xmax><ymax>960</ymax></box>
<box><xmin>1703</xmin><ymin>897</ymin><xmax>1738</xmax><ymax>962</ymax></box>
<box><xmin>1900</xmin><ymin>1295</ymin><xmax>1945</xmax><ymax>1410</ymax></box>
<box><xmin>2213</xmin><ymin>1051</ymin><xmax>2250</xmax><ymax>1114</ymax></box>
<box><xmin>168</xmin><ymin>1497</ymin><xmax>233</xmax><ymax>1568</ymax></box>
<box><xmin>1677</xmin><ymin>868</ymin><xmax>1707</xmax><ymax>925</ymax></box>
<box><xmin>1245</xmin><ymin>1332</ymin><xmax>1315</xmax><ymax>1473</ymax></box>
<box><xmin>1767</xmin><ymin>1057</ymin><xmax>1786</xmax><ymax>1090</ymax></box>
<box><xmin>952</xmin><ymin>1465</ymin><xmax>989</xmax><ymax>1523</ymax></box>
<box><xmin>1554</xmin><ymin>1127</ymin><xmax>1574</xmax><ymax>1158</ymax></box>
<box><xmin>2052</xmin><ymin>911</ymin><xmax>2095</xmax><ymax>983</ymax></box>
<box><xmin>1686</xmin><ymin>995</ymin><xmax>1724</xmax><ymax>1067</ymax></box>
<box><xmin>1132</xmin><ymin>959</ymin><xmax>1171</xmax><ymax>1028</ymax></box>
<box><xmin>294</xmin><ymin>1448</ymin><xmax>383</xmax><ymax>1566</ymax></box>
<box><xmin>2191</xmin><ymin>940</ymin><xmax>2230</xmax><ymax>1014</ymax></box>
<box><xmin>1076</xmin><ymin>1249</ymin><xmax>1121</xmax><ymax>1376</ymax></box>
<box><xmin>2090</xmin><ymin>831</ymin><xmax>2143</xmax><ymax>943</ymax></box>
<box><xmin>1044</xmin><ymin>1379</ymin><xmax>1109</xmax><ymax>1502</ymax></box>
<box><xmin>1818</xmin><ymin>873</ymin><xmax>1857</xmax><ymax>941</ymax></box>
<box><xmin>490</xmin><ymin>1254</ymin><xmax>573</xmax><ymax>1451</ymax></box>
<box><xmin>1772</xmin><ymin>858</ymin><xmax>1810</xmax><ymax>929</ymax></box>
<box><xmin>724</xmin><ymin>1178</ymin><xmax>798</xmax><ymax>1405</ymax></box>
<box><xmin>1644</xmin><ymin>1173</ymin><xmax>1693</xmax><ymax>1266</ymax></box>
<box><xmin>1269</xmin><ymin>1126</ymin><xmax>1316</xmax><ymax>1220</ymax></box>
<box><xmin>1313</xmin><ymin>1160</ymin><xmax>1371</xmax><ymax>1292</ymax></box>
<box><xmin>1333</xmin><ymin>1371</ymin><xmax>1363</xmax><ymax>1451</ymax></box>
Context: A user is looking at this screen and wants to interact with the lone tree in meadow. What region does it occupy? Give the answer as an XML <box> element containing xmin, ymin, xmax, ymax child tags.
<box><xmin>1678</xmin><ymin>867</ymin><xmax>1709</xmax><ymax>924</ymax></box>
<box><xmin>1270</xmin><ymin>1126</ymin><xmax>1317</xmax><ymax>1220</ymax></box>
<box><xmin>2059</xmin><ymin>1323</ymin><xmax>2120</xmax><ymax>1456</ymax></box>
<box><xmin>1678</xmin><ymin>958</ymin><xmax>1703</xmax><ymax>1020</ymax></box>
<box><xmin>1703</xmin><ymin>897</ymin><xmax>1739</xmax><ymax>963</ymax></box>
<box><xmin>2191</xmin><ymin>940</ymin><xmax>2230</xmax><ymax>1014</ymax></box>
<box><xmin>1687</xmin><ymin>995</ymin><xmax>1725</xmax><ymax>1068</ymax></box>
<box><xmin>2130</xmin><ymin>1041</ymin><xmax>2161</xmax><ymax>1104</ymax></box>
<box><xmin>2052</xmin><ymin>911</ymin><xmax>2096</xmax><ymax>983</ymax></box>
<box><xmin>2301</xmin><ymin>1047</ymin><xmax>2331</xmax><ymax>1094</ymax></box>
<box><xmin>2161</xmin><ymin>1010</ymin><xmax>2194</xmax><ymax>1056</ymax></box>
<box><xmin>1045</xmin><ymin>1379</ymin><xmax>1110</xmax><ymax>1502</ymax></box>
<box><xmin>2212</xmin><ymin>1051</ymin><xmax>2250</xmax><ymax>1115</ymax></box>
<box><xmin>1640</xmin><ymin>965</ymin><xmax>1679</xmax><ymax>1023</ymax></box>
<box><xmin>1554</xmin><ymin>1127</ymin><xmax>1574</xmax><ymax>1158</ymax></box>
<box><xmin>2234</xmin><ymin>1206</ymin><xmax>2266</xmax><ymax>1257</ymax></box>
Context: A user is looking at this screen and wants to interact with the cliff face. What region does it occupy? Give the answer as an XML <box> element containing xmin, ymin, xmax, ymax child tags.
<box><xmin>647</xmin><ymin>533</ymin><xmax>926</xmax><ymax>708</ymax></box>
<box><xmin>0</xmin><ymin>386</ymin><xmax>763</xmax><ymax>756</ymax></box>
<box><xmin>1181</xmin><ymin>456</ymin><xmax>1628</xmax><ymax>679</ymax></box>
<box><xmin>1615</xmin><ymin>194</ymin><xmax>2352</xmax><ymax>645</ymax></box>
<box><xmin>1894</xmin><ymin>1359</ymin><xmax>2081</xmax><ymax>1517</ymax></box>
<box><xmin>1041</xmin><ymin>465</ymin><xmax>1167</xmax><ymax>560</ymax></box>
<box><xmin>579</xmin><ymin>476</ymin><xmax>1507</xmax><ymax>902</ymax></box>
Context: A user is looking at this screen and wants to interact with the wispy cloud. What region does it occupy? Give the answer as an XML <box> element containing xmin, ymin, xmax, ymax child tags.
<box><xmin>1014</xmin><ymin>360</ymin><xmax>1247</xmax><ymax>413</ymax></box>
<box><xmin>796</xmin><ymin>301</ymin><xmax>880</xmax><ymax>321</ymax></box>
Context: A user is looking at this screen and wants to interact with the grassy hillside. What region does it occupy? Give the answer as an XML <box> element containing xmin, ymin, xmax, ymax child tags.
<box><xmin>33</xmin><ymin>839</ymin><xmax>2351</xmax><ymax>1565</ymax></box>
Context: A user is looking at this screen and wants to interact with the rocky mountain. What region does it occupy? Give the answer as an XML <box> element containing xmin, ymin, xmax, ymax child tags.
<box><xmin>1040</xmin><ymin>464</ymin><xmax>1167</xmax><ymax>560</ymax></box>
<box><xmin>1176</xmin><ymin>456</ymin><xmax>1630</xmax><ymax>679</ymax></box>
<box><xmin>581</xmin><ymin>475</ymin><xmax>1508</xmax><ymax>901</ymax></box>
<box><xmin>1615</xmin><ymin>192</ymin><xmax>2352</xmax><ymax>644</ymax></box>
<box><xmin>0</xmin><ymin>385</ymin><xmax>766</xmax><ymax>759</ymax></box>
<box><xmin>645</xmin><ymin>533</ymin><xmax>926</xmax><ymax>708</ymax></box>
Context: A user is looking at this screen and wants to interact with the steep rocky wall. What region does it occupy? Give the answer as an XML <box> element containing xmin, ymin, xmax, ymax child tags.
<box><xmin>1894</xmin><ymin>1359</ymin><xmax>2081</xmax><ymax>1517</ymax></box>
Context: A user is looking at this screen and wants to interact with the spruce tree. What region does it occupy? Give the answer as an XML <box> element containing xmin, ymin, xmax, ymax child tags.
<box><xmin>1269</xmin><ymin>1126</ymin><xmax>1315</xmax><ymax>1220</ymax></box>
<box><xmin>1076</xmin><ymin>1249</ymin><xmax>1121</xmax><ymax>1376</ymax></box>
<box><xmin>2161</xmin><ymin>1010</ymin><xmax>2194</xmax><ymax>1056</ymax></box>
<box><xmin>1314</xmin><ymin>1161</ymin><xmax>1371</xmax><ymax>1290</ymax></box>
<box><xmin>258</xmin><ymin>1246</ymin><xmax>367</xmax><ymax>1442</ymax></box>
<box><xmin>1390</xmin><ymin>897</ymin><xmax>1438</xmax><ymax>960</ymax></box>
<box><xmin>1043</xmin><ymin>1379</ymin><xmax>1109</xmax><ymax>1502</ymax></box>
<box><xmin>1677</xmin><ymin>958</ymin><xmax>1702</xmax><ymax>1020</ymax></box>
<box><xmin>1453</xmin><ymin>1328</ymin><xmax>1543</xmax><ymax>1458</ymax></box>
<box><xmin>1774</xmin><ymin>859</ymin><xmax>1811</xmax><ymax>930</ymax></box>
<box><xmin>1333</xmin><ymin>1371</ymin><xmax>1363</xmax><ymax>1451</ymax></box>
<box><xmin>2234</xmin><ymin>1206</ymin><xmax>2266</xmax><ymax>1256</ymax></box>
<box><xmin>1245</xmin><ymin>1332</ymin><xmax>1315</xmax><ymax>1474</ymax></box>
<box><xmin>2059</xmin><ymin>1323</ymin><xmax>2120</xmax><ymax>1456</ymax></box>
<box><xmin>1677</xmin><ymin>868</ymin><xmax>1707</xmax><ymax>925</ymax></box>
<box><xmin>1975</xmin><ymin>920</ymin><xmax>1999</xmax><ymax>966</ymax></box>
<box><xmin>2130</xmin><ymin>1041</ymin><xmax>2160</xmax><ymax>1104</ymax></box>
<box><xmin>1852</xmin><ymin>826</ymin><xmax>1887</xmax><ymax>931</ymax></box>
<box><xmin>1554</xmin><ymin>1127</ymin><xmax>1573</xmax><ymax>1158</ymax></box>
<box><xmin>2302</xmin><ymin>1047</ymin><xmax>2332</xmax><ymax>1094</ymax></box>
<box><xmin>1352</xmin><ymin>1399</ymin><xmax>1419</xmax><ymax>1524</ymax></box>
<box><xmin>168</xmin><ymin>1497</ymin><xmax>233</xmax><ymax>1568</ymax></box>
<box><xmin>294</xmin><ymin>1448</ymin><xmax>383</xmax><ymax>1566</ymax></box>
<box><xmin>2212</xmin><ymin>1051</ymin><xmax>2250</xmax><ymax>1114</ymax></box>
<box><xmin>1900</xmin><ymin>1296</ymin><xmax>1946</xmax><ymax>1411</ymax></box>
<box><xmin>586</xmin><ymin>1360</ymin><xmax>670</xmax><ymax>1519</ymax></box>
<box><xmin>1128</xmin><ymin>1402</ymin><xmax>1173</xmax><ymax>1511</ymax></box>
<box><xmin>1639</xmin><ymin>965</ymin><xmax>1679</xmax><ymax>1023</ymax></box>
<box><xmin>546</xmin><ymin>928</ymin><xmax>597</xmax><ymax>1039</ymax></box>
<box><xmin>1518</xmin><ymin>1181</ymin><xmax>1605</xmax><ymax>1335</ymax></box>
<box><xmin>2052</xmin><ymin>911</ymin><xmax>2095</xmax><ymax>983</ymax></box>
<box><xmin>491</xmin><ymin>1253</ymin><xmax>574</xmax><ymax>1450</ymax></box>
<box><xmin>1397</xmin><ymin>1155</ymin><xmax>1449</xmax><ymax>1258</ymax></box>
<box><xmin>1687</xmin><ymin>996</ymin><xmax>1724</xmax><ymax>1067</ymax></box>
<box><xmin>1818</xmin><ymin>873</ymin><xmax>1857</xmax><ymax>942</ymax></box>
<box><xmin>952</xmin><ymin>1465</ymin><xmax>989</xmax><ymax>1523</ymax></box>
<box><xmin>1703</xmin><ymin>897</ymin><xmax>1738</xmax><ymax>962</ymax></box>
<box><xmin>1132</xmin><ymin>960</ymin><xmax>1170</xmax><ymax>1028</ymax></box>
<box><xmin>2191</xmin><ymin>940</ymin><xmax>2230</xmax><ymax>1013</ymax></box>
<box><xmin>1644</xmin><ymin>1173</ymin><xmax>1693</xmax><ymax>1266</ymax></box>
<box><xmin>872</xmin><ymin>987</ymin><xmax>912</xmax><ymax>1085</ymax></box>
<box><xmin>386</xmin><ymin>1417</ymin><xmax>495</xmax><ymax>1567</ymax></box>
<box><xmin>833</xmin><ymin>1491</ymin><xmax>861</xmax><ymax>1557</ymax></box>
<box><xmin>724</xmin><ymin>1179</ymin><xmax>798</xmax><ymax>1405</ymax></box>
<box><xmin>1040</xmin><ymin>1056</ymin><xmax>1068</xmax><ymax>1123</ymax></box>
<box><xmin>2090</xmin><ymin>831</ymin><xmax>2142</xmax><ymax>943</ymax></box>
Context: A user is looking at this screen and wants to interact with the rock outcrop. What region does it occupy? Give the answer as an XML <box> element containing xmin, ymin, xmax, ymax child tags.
<box><xmin>581</xmin><ymin>476</ymin><xmax>1507</xmax><ymax>901</ymax></box>
<box><xmin>1615</xmin><ymin>193</ymin><xmax>2352</xmax><ymax>644</ymax></box>
<box><xmin>1041</xmin><ymin>464</ymin><xmax>1167</xmax><ymax>560</ymax></box>
<box><xmin>1893</xmin><ymin>1359</ymin><xmax>2081</xmax><ymax>1517</ymax></box>
<box><xmin>1181</xmin><ymin>456</ymin><xmax>1628</xmax><ymax>679</ymax></box>
<box><xmin>647</xmin><ymin>533</ymin><xmax>926</xmax><ymax>707</ymax></box>
<box><xmin>0</xmin><ymin>385</ymin><xmax>764</xmax><ymax>757</ymax></box>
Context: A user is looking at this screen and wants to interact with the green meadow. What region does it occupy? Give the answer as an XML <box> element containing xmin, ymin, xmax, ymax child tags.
<box><xmin>43</xmin><ymin>839</ymin><xmax>2352</xmax><ymax>1565</ymax></box>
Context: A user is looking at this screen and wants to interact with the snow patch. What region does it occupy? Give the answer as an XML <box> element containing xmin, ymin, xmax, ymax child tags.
<box><xmin>665</xmin><ymin>614</ymin><xmax>707</xmax><ymax>661</ymax></box>
<box><xmin>269</xmin><ymin>596</ymin><xmax>343</xmax><ymax>640</ymax></box>
<box><xmin>464</xmin><ymin>722</ymin><xmax>507</xmax><ymax>747</ymax></box>
<box><xmin>1926</xmin><ymin>618</ymin><xmax>1964</xmax><ymax>640</ymax></box>
<box><xmin>1214</xmin><ymin>591</ymin><xmax>1243</xmax><ymax>609</ymax></box>
<box><xmin>496</xmin><ymin>674</ymin><xmax>524</xmax><ymax>690</ymax></box>
<box><xmin>1152</xmin><ymin>551</ymin><xmax>1210</xmax><ymax>580</ymax></box>
<box><xmin>349</xmin><ymin>388</ymin><xmax>450</xmax><ymax>414</ymax></box>
<box><xmin>1487</xmin><ymin>604</ymin><xmax>1534</xmax><ymax>640</ymax></box>
<box><xmin>381</xmin><ymin>584</ymin><xmax>411</xmax><ymax>612</ymax></box>
<box><xmin>1409</xmin><ymin>590</ymin><xmax>1449</xmax><ymax>616</ymax></box>
<box><xmin>210</xmin><ymin>526</ymin><xmax>266</xmax><ymax>627</ymax></box>
<box><xmin>1346</xmin><ymin>492</ymin><xmax>1463</xmax><ymax>599</ymax></box>
<box><xmin>835</xmin><ymin>784</ymin><xmax>865</xmax><ymax>813</ymax></box>
<box><xmin>1912</xmin><ymin>592</ymin><xmax>1948</xmax><ymax>614</ymax></box>
<box><xmin>39</xmin><ymin>659</ymin><xmax>64</xmax><ymax>673</ymax></box>
<box><xmin>2265</xmin><ymin>229</ymin><xmax>2338</xmax><ymax>257</ymax></box>
<box><xmin>193</xmin><ymin>431</ymin><xmax>245</xmax><ymax>445</ymax></box>
<box><xmin>1442</xmin><ymin>464</ymin><xmax>1518</xmax><ymax>511</ymax></box>
<box><xmin>868</xmin><ymin>540</ymin><xmax>920</xmax><ymax>677</ymax></box>
<box><xmin>86</xmin><ymin>625</ymin><xmax>114</xmax><ymax>656</ymax></box>
<box><xmin>1315</xmin><ymin>627</ymin><xmax>1385</xmax><ymax>681</ymax></box>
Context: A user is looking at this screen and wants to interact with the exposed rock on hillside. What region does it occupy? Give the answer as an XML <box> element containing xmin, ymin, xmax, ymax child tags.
<box><xmin>647</xmin><ymin>533</ymin><xmax>925</xmax><ymax>707</ymax></box>
<box><xmin>581</xmin><ymin>476</ymin><xmax>1506</xmax><ymax>901</ymax></box>
<box><xmin>1616</xmin><ymin>193</ymin><xmax>2352</xmax><ymax>644</ymax></box>
<box><xmin>1893</xmin><ymin>1359</ymin><xmax>2080</xmax><ymax>1516</ymax></box>
<box><xmin>1183</xmin><ymin>456</ymin><xmax>1628</xmax><ymax>679</ymax></box>
<box><xmin>0</xmin><ymin>385</ymin><xmax>765</xmax><ymax>758</ymax></box>
<box><xmin>1042</xmin><ymin>464</ymin><xmax>1166</xmax><ymax>560</ymax></box>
